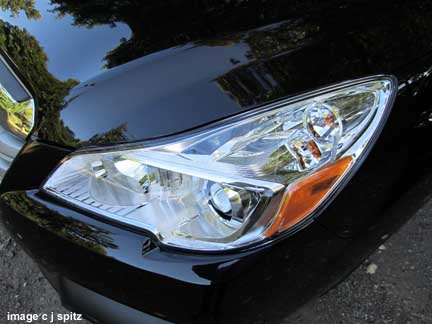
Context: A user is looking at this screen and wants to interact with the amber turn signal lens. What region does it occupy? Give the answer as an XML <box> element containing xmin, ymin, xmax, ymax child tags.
<box><xmin>265</xmin><ymin>156</ymin><xmax>353</xmax><ymax>237</ymax></box>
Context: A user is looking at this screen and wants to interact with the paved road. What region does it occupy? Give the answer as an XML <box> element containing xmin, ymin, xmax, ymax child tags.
<box><xmin>284</xmin><ymin>199</ymin><xmax>432</xmax><ymax>324</ymax></box>
<box><xmin>0</xmin><ymin>199</ymin><xmax>431</xmax><ymax>324</ymax></box>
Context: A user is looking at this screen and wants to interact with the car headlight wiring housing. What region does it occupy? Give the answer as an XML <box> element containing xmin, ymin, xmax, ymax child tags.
<box><xmin>43</xmin><ymin>76</ymin><xmax>397</xmax><ymax>251</ymax></box>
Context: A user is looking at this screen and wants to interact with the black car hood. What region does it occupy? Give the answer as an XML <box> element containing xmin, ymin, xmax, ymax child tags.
<box><xmin>1</xmin><ymin>0</ymin><xmax>431</xmax><ymax>147</ymax></box>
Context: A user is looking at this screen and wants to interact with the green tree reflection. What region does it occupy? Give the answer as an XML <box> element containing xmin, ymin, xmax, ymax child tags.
<box><xmin>84</xmin><ymin>123</ymin><xmax>129</xmax><ymax>146</ymax></box>
<box><xmin>1</xmin><ymin>0</ymin><xmax>431</xmax><ymax>145</ymax></box>
<box><xmin>0</xmin><ymin>0</ymin><xmax>40</xmax><ymax>19</ymax></box>
<box><xmin>48</xmin><ymin>0</ymin><xmax>323</xmax><ymax>68</ymax></box>
<box><xmin>0</xmin><ymin>19</ymin><xmax>79</xmax><ymax>145</ymax></box>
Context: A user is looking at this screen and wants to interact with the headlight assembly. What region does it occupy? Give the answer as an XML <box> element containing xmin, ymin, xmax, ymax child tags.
<box><xmin>43</xmin><ymin>76</ymin><xmax>397</xmax><ymax>251</ymax></box>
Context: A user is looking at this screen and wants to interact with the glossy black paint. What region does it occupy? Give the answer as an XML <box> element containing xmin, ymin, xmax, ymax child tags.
<box><xmin>0</xmin><ymin>0</ymin><xmax>432</xmax><ymax>323</ymax></box>
<box><xmin>0</xmin><ymin>188</ymin><xmax>348</xmax><ymax>323</ymax></box>
<box><xmin>0</xmin><ymin>0</ymin><xmax>430</xmax><ymax>147</ymax></box>
<box><xmin>2</xmin><ymin>158</ymin><xmax>432</xmax><ymax>323</ymax></box>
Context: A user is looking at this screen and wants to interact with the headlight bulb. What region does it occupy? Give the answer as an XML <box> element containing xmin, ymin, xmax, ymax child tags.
<box><xmin>304</xmin><ymin>103</ymin><xmax>343</xmax><ymax>143</ymax></box>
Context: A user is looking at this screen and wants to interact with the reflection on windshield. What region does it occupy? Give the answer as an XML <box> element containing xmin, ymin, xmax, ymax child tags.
<box><xmin>0</xmin><ymin>85</ymin><xmax>34</xmax><ymax>137</ymax></box>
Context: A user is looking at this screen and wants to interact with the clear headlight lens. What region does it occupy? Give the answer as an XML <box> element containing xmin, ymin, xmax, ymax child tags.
<box><xmin>43</xmin><ymin>77</ymin><xmax>396</xmax><ymax>251</ymax></box>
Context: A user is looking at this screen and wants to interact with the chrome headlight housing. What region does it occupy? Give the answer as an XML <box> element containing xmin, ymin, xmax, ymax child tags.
<box><xmin>43</xmin><ymin>76</ymin><xmax>397</xmax><ymax>251</ymax></box>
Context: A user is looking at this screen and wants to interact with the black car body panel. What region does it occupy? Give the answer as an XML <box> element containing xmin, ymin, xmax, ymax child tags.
<box><xmin>0</xmin><ymin>1</ymin><xmax>432</xmax><ymax>323</ymax></box>
<box><xmin>0</xmin><ymin>0</ymin><xmax>430</xmax><ymax>146</ymax></box>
